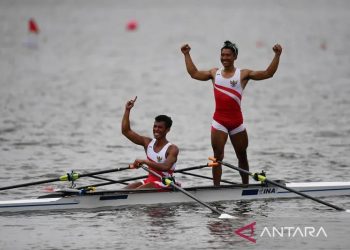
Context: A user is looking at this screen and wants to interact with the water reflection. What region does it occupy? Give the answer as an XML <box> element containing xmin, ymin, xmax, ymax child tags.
<box><xmin>205</xmin><ymin>200</ymin><xmax>273</xmax><ymax>247</ymax></box>
<box><xmin>142</xmin><ymin>205</ymin><xmax>178</xmax><ymax>234</ymax></box>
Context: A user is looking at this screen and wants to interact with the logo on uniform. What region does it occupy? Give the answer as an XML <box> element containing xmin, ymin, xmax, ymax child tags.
<box><xmin>157</xmin><ymin>156</ymin><xmax>162</xmax><ymax>162</ymax></box>
<box><xmin>230</xmin><ymin>79</ymin><xmax>238</xmax><ymax>87</ymax></box>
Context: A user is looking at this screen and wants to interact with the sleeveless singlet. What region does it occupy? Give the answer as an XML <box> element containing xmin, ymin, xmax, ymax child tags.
<box><xmin>142</xmin><ymin>139</ymin><xmax>176</xmax><ymax>185</ymax></box>
<box><xmin>212</xmin><ymin>68</ymin><xmax>245</xmax><ymax>135</ymax></box>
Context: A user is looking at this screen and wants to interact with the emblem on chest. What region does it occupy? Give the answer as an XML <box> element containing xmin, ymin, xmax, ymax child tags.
<box><xmin>157</xmin><ymin>156</ymin><xmax>162</xmax><ymax>162</ymax></box>
<box><xmin>230</xmin><ymin>79</ymin><xmax>238</xmax><ymax>87</ymax></box>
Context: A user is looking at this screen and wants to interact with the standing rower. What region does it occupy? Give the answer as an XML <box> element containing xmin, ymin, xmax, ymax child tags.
<box><xmin>181</xmin><ymin>41</ymin><xmax>282</xmax><ymax>185</ymax></box>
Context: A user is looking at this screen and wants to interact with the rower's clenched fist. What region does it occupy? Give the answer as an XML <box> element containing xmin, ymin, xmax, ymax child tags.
<box><xmin>272</xmin><ymin>44</ymin><xmax>282</xmax><ymax>56</ymax></box>
<box><xmin>181</xmin><ymin>44</ymin><xmax>191</xmax><ymax>55</ymax></box>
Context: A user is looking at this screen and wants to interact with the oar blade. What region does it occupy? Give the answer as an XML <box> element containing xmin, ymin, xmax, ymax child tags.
<box><xmin>219</xmin><ymin>213</ymin><xmax>236</xmax><ymax>219</ymax></box>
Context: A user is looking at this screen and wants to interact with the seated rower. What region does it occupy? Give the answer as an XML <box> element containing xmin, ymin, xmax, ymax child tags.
<box><xmin>121</xmin><ymin>96</ymin><xmax>179</xmax><ymax>189</ymax></box>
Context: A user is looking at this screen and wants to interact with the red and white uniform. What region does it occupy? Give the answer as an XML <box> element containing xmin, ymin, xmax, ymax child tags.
<box><xmin>141</xmin><ymin>139</ymin><xmax>176</xmax><ymax>188</ymax></box>
<box><xmin>212</xmin><ymin>68</ymin><xmax>245</xmax><ymax>135</ymax></box>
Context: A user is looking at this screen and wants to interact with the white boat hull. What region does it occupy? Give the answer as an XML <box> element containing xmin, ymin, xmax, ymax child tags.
<box><xmin>1</xmin><ymin>181</ymin><xmax>350</xmax><ymax>213</ymax></box>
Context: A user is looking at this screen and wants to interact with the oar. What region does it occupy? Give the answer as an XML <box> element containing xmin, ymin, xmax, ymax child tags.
<box><xmin>89</xmin><ymin>175</ymin><xmax>129</xmax><ymax>185</ymax></box>
<box><xmin>178</xmin><ymin>171</ymin><xmax>237</xmax><ymax>185</ymax></box>
<box><xmin>77</xmin><ymin>175</ymin><xmax>148</xmax><ymax>190</ymax></box>
<box><xmin>177</xmin><ymin>164</ymin><xmax>237</xmax><ymax>183</ymax></box>
<box><xmin>140</xmin><ymin>165</ymin><xmax>236</xmax><ymax>219</ymax></box>
<box><xmin>79</xmin><ymin>164</ymin><xmax>211</xmax><ymax>189</ymax></box>
<box><xmin>209</xmin><ymin>157</ymin><xmax>350</xmax><ymax>212</ymax></box>
<box><xmin>0</xmin><ymin>166</ymin><xmax>130</xmax><ymax>191</ymax></box>
<box><xmin>174</xmin><ymin>164</ymin><xmax>209</xmax><ymax>173</ymax></box>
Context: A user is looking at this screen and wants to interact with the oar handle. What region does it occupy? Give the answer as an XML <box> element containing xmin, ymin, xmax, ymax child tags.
<box><xmin>209</xmin><ymin>157</ymin><xmax>266</xmax><ymax>181</ymax></box>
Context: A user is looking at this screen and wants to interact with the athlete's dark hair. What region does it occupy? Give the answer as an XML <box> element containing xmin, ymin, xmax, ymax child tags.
<box><xmin>221</xmin><ymin>40</ymin><xmax>238</xmax><ymax>55</ymax></box>
<box><xmin>155</xmin><ymin>115</ymin><xmax>173</xmax><ymax>129</ymax></box>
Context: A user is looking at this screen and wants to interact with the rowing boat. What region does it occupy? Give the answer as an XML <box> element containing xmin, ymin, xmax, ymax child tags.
<box><xmin>1</xmin><ymin>181</ymin><xmax>349</xmax><ymax>213</ymax></box>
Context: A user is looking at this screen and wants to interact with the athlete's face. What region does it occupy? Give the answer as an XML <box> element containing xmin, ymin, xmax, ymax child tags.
<box><xmin>153</xmin><ymin>121</ymin><xmax>169</xmax><ymax>139</ymax></box>
<box><xmin>220</xmin><ymin>48</ymin><xmax>236</xmax><ymax>67</ymax></box>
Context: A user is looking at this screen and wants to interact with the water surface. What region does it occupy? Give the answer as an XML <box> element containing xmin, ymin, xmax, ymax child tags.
<box><xmin>0</xmin><ymin>0</ymin><xmax>350</xmax><ymax>249</ymax></box>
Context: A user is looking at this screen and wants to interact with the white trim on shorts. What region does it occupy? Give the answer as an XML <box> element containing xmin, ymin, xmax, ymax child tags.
<box><xmin>211</xmin><ymin>120</ymin><xmax>245</xmax><ymax>136</ymax></box>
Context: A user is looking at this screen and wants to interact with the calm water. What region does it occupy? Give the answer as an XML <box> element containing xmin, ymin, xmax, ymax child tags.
<box><xmin>1</xmin><ymin>0</ymin><xmax>350</xmax><ymax>249</ymax></box>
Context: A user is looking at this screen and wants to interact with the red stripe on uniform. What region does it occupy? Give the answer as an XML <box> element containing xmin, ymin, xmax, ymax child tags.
<box><xmin>214</xmin><ymin>83</ymin><xmax>242</xmax><ymax>100</ymax></box>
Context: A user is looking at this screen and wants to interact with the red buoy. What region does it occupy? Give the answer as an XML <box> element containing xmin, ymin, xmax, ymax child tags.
<box><xmin>28</xmin><ymin>18</ymin><xmax>39</xmax><ymax>34</ymax></box>
<box><xmin>126</xmin><ymin>20</ymin><xmax>138</xmax><ymax>31</ymax></box>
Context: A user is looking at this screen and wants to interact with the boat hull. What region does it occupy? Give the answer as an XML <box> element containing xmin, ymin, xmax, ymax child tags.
<box><xmin>1</xmin><ymin>182</ymin><xmax>350</xmax><ymax>213</ymax></box>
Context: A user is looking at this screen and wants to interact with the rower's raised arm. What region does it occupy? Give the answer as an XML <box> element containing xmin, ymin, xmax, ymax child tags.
<box><xmin>181</xmin><ymin>44</ymin><xmax>213</xmax><ymax>81</ymax></box>
<box><xmin>121</xmin><ymin>97</ymin><xmax>150</xmax><ymax>147</ymax></box>
<box><xmin>242</xmin><ymin>44</ymin><xmax>282</xmax><ymax>85</ymax></box>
